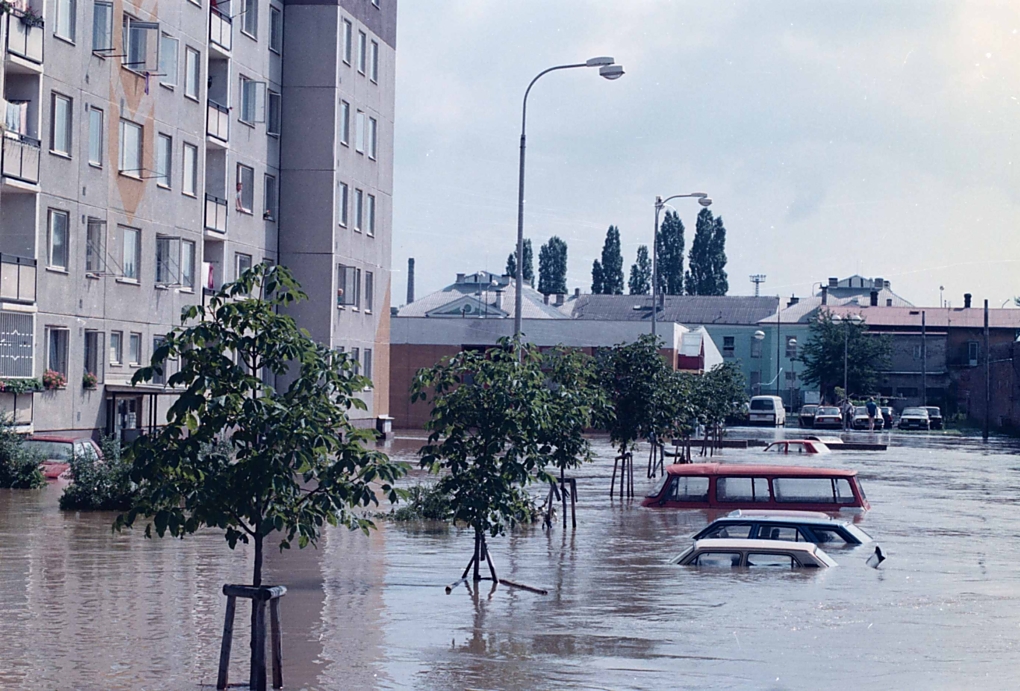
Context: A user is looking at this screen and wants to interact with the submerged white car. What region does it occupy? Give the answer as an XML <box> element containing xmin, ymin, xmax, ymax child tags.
<box><xmin>671</xmin><ymin>538</ymin><xmax>837</xmax><ymax>568</ymax></box>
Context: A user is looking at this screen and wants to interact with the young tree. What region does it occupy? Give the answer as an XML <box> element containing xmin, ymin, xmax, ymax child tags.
<box><xmin>506</xmin><ymin>239</ymin><xmax>534</xmax><ymax>286</ymax></box>
<box><xmin>709</xmin><ymin>215</ymin><xmax>729</xmax><ymax>295</ymax></box>
<box><xmin>628</xmin><ymin>245</ymin><xmax>651</xmax><ymax>295</ymax></box>
<box><xmin>591</xmin><ymin>259</ymin><xmax>605</xmax><ymax>294</ymax></box>
<box><xmin>596</xmin><ymin>334</ymin><xmax>672</xmax><ymax>456</ymax></box>
<box><xmin>599</xmin><ymin>226</ymin><xmax>625</xmax><ymax>295</ymax></box>
<box><xmin>411</xmin><ymin>339</ymin><xmax>602</xmax><ymax>580</ymax></box>
<box><xmin>538</xmin><ymin>236</ymin><xmax>568</xmax><ymax>296</ymax></box>
<box><xmin>685</xmin><ymin>208</ymin><xmax>715</xmax><ymax>295</ymax></box>
<box><xmin>116</xmin><ymin>265</ymin><xmax>404</xmax><ymax>682</ymax></box>
<box><xmin>656</xmin><ymin>210</ymin><xmax>685</xmax><ymax>295</ymax></box>
<box><xmin>800</xmin><ymin>312</ymin><xmax>892</xmax><ymax>401</ymax></box>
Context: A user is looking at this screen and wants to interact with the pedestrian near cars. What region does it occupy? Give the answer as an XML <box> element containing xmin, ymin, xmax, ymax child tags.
<box><xmin>866</xmin><ymin>397</ymin><xmax>878</xmax><ymax>431</ymax></box>
<box><xmin>843</xmin><ymin>399</ymin><xmax>854</xmax><ymax>430</ymax></box>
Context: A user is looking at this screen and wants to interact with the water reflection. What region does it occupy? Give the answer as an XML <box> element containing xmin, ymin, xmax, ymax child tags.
<box><xmin>3</xmin><ymin>430</ymin><xmax>1020</xmax><ymax>689</ymax></box>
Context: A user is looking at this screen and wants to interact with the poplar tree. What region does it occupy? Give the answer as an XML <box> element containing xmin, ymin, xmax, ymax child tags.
<box><xmin>628</xmin><ymin>245</ymin><xmax>651</xmax><ymax>295</ymax></box>
<box><xmin>591</xmin><ymin>259</ymin><xmax>604</xmax><ymax>294</ymax></box>
<box><xmin>505</xmin><ymin>239</ymin><xmax>534</xmax><ymax>286</ymax></box>
<box><xmin>599</xmin><ymin>226</ymin><xmax>625</xmax><ymax>295</ymax></box>
<box><xmin>709</xmin><ymin>216</ymin><xmax>729</xmax><ymax>295</ymax></box>
<box><xmin>685</xmin><ymin>208</ymin><xmax>715</xmax><ymax>295</ymax></box>
<box><xmin>538</xmin><ymin>236</ymin><xmax>568</xmax><ymax>296</ymax></box>
<box><xmin>656</xmin><ymin>210</ymin><xmax>685</xmax><ymax>295</ymax></box>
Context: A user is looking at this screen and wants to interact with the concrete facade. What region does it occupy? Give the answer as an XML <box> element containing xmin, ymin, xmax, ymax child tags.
<box><xmin>0</xmin><ymin>0</ymin><xmax>394</xmax><ymax>436</ymax></box>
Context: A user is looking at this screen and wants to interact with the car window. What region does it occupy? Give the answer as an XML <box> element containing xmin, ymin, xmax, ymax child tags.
<box><xmin>716</xmin><ymin>477</ymin><xmax>770</xmax><ymax>502</ymax></box>
<box><xmin>810</xmin><ymin>527</ymin><xmax>851</xmax><ymax>545</ymax></box>
<box><xmin>22</xmin><ymin>440</ymin><xmax>74</xmax><ymax>460</ymax></box>
<box><xmin>750</xmin><ymin>399</ymin><xmax>774</xmax><ymax>410</ymax></box>
<box><xmin>702</xmin><ymin>522</ymin><xmax>753</xmax><ymax>539</ymax></box>
<box><xmin>692</xmin><ymin>552</ymin><xmax>742</xmax><ymax>567</ymax></box>
<box><xmin>834</xmin><ymin>478</ymin><xmax>856</xmax><ymax>504</ymax></box>
<box><xmin>746</xmin><ymin>553</ymin><xmax>797</xmax><ymax>568</ymax></box>
<box><xmin>667</xmin><ymin>476</ymin><xmax>710</xmax><ymax>502</ymax></box>
<box><xmin>755</xmin><ymin>525</ymin><xmax>806</xmax><ymax>541</ymax></box>
<box><xmin>773</xmin><ymin>477</ymin><xmax>836</xmax><ymax>503</ymax></box>
<box><xmin>764</xmin><ymin>443</ymin><xmax>786</xmax><ymax>453</ymax></box>
<box><xmin>789</xmin><ymin>443</ymin><xmax>809</xmax><ymax>454</ymax></box>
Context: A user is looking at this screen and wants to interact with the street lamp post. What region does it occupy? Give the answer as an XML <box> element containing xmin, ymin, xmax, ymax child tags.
<box><xmin>753</xmin><ymin>329</ymin><xmax>766</xmax><ymax>395</ymax></box>
<box><xmin>514</xmin><ymin>57</ymin><xmax>625</xmax><ymax>342</ymax></box>
<box><xmin>652</xmin><ymin>193</ymin><xmax>712</xmax><ymax>337</ymax></box>
<box><xmin>832</xmin><ymin>314</ymin><xmax>862</xmax><ymax>403</ymax></box>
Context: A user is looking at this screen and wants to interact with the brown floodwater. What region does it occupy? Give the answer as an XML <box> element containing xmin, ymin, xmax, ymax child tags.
<box><xmin>2</xmin><ymin>428</ymin><xmax>1020</xmax><ymax>690</ymax></box>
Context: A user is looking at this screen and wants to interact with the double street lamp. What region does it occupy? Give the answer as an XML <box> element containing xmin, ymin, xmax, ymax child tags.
<box><xmin>651</xmin><ymin>193</ymin><xmax>712</xmax><ymax>336</ymax></box>
<box><xmin>513</xmin><ymin>58</ymin><xmax>625</xmax><ymax>339</ymax></box>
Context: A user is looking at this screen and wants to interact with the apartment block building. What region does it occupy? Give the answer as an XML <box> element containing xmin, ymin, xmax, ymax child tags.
<box><xmin>0</xmin><ymin>0</ymin><xmax>394</xmax><ymax>437</ymax></box>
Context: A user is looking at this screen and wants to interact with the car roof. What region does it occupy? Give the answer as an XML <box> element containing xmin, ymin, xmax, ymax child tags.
<box><xmin>726</xmin><ymin>509</ymin><xmax>837</xmax><ymax>522</ymax></box>
<box><xmin>665</xmin><ymin>463</ymin><xmax>857</xmax><ymax>478</ymax></box>
<box><xmin>26</xmin><ymin>435</ymin><xmax>91</xmax><ymax>443</ymax></box>
<box><xmin>693</xmin><ymin>538</ymin><xmax>821</xmax><ymax>554</ymax></box>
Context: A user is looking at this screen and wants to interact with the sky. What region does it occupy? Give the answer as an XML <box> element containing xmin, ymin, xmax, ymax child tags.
<box><xmin>391</xmin><ymin>1</ymin><xmax>1020</xmax><ymax>309</ymax></box>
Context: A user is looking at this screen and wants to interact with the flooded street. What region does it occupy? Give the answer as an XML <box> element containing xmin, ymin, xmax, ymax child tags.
<box><xmin>3</xmin><ymin>430</ymin><xmax>1020</xmax><ymax>690</ymax></box>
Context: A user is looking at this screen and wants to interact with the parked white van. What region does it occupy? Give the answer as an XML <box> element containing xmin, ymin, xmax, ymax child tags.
<box><xmin>749</xmin><ymin>395</ymin><xmax>786</xmax><ymax>426</ymax></box>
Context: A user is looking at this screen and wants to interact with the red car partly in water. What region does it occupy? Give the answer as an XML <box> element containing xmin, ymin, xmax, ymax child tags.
<box><xmin>23</xmin><ymin>435</ymin><xmax>102</xmax><ymax>480</ymax></box>
<box><xmin>642</xmin><ymin>463</ymin><xmax>869</xmax><ymax>512</ymax></box>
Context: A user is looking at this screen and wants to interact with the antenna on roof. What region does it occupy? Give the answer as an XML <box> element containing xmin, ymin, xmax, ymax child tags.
<box><xmin>750</xmin><ymin>274</ymin><xmax>767</xmax><ymax>297</ymax></box>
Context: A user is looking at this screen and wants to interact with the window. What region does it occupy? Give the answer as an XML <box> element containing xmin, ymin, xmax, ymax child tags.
<box><xmin>236</xmin><ymin>164</ymin><xmax>254</xmax><ymax>213</ymax></box>
<box><xmin>88</xmin><ymin>107</ymin><xmax>103</xmax><ymax>166</ymax></box>
<box><xmin>755</xmin><ymin>525</ymin><xmax>806</xmax><ymax>542</ymax></box>
<box><xmin>355</xmin><ymin>110</ymin><xmax>365</xmax><ymax>153</ymax></box>
<box><xmin>121</xmin><ymin>226</ymin><xmax>140</xmax><ymax>280</ymax></box>
<box><xmin>269</xmin><ymin>6</ymin><xmax>282</xmax><ymax>53</ymax></box>
<box><xmin>84</xmin><ymin>330</ymin><xmax>103</xmax><ymax>382</ymax></box>
<box><xmin>159</xmin><ymin>34</ymin><xmax>178</xmax><ymax>87</ymax></box>
<box><xmin>342</xmin><ymin>20</ymin><xmax>352</xmax><ymax>64</ymax></box>
<box><xmin>363</xmin><ymin>348</ymin><xmax>373</xmax><ymax>382</ymax></box>
<box><xmin>357</xmin><ymin>30</ymin><xmax>366</xmax><ymax>73</ymax></box>
<box><xmin>370</xmin><ymin>40</ymin><xmax>379</xmax><ymax>82</ymax></box>
<box><xmin>772</xmin><ymin>477</ymin><xmax>839</xmax><ymax>504</ymax></box>
<box><xmin>700</xmin><ymin>523</ymin><xmax>754</xmax><ymax>539</ymax></box>
<box><xmin>155</xmin><ymin>236</ymin><xmax>180</xmax><ymax>285</ymax></box>
<box><xmin>339</xmin><ymin>101</ymin><xmax>350</xmax><ymax>145</ymax></box>
<box><xmin>122</xmin><ymin>16</ymin><xmax>158</xmax><ymax>71</ymax></box>
<box><xmin>92</xmin><ymin>1</ymin><xmax>113</xmax><ymax>51</ymax></box>
<box><xmin>354</xmin><ymin>189</ymin><xmax>363</xmax><ymax>231</ymax></box>
<box><xmin>235</xmin><ymin>253</ymin><xmax>252</xmax><ymax>279</ymax></box>
<box><xmin>367</xmin><ymin>116</ymin><xmax>377</xmax><ymax>159</ymax></box>
<box><xmin>47</xmin><ymin>328</ymin><xmax>69</xmax><ymax>378</ymax></box>
<box><xmin>109</xmin><ymin>331</ymin><xmax>123</xmax><ymax>365</ymax></box>
<box><xmin>364</xmin><ymin>271</ymin><xmax>373</xmax><ymax>313</ymax></box>
<box><xmin>716</xmin><ymin>477</ymin><xmax>770</xmax><ymax>503</ymax></box>
<box><xmin>967</xmin><ymin>341</ymin><xmax>979</xmax><ymax>366</ymax></box>
<box><xmin>351</xmin><ymin>347</ymin><xmax>360</xmax><ymax>373</ymax></box>
<box><xmin>181</xmin><ymin>240</ymin><xmax>195</xmax><ymax>289</ymax></box>
<box><xmin>50</xmin><ymin>93</ymin><xmax>72</xmax><ymax>156</ymax></box>
<box><xmin>267</xmin><ymin>91</ymin><xmax>281</xmax><ymax>135</ymax></box>
<box><xmin>366</xmin><ymin>194</ymin><xmax>375</xmax><ymax>236</ymax></box>
<box><xmin>336</xmin><ymin>264</ymin><xmax>359</xmax><ymax>308</ymax></box>
<box><xmin>156</xmin><ymin>134</ymin><xmax>172</xmax><ymax>188</ymax></box>
<box><xmin>264</xmin><ymin>174</ymin><xmax>277</xmax><ymax>220</ymax></box>
<box><xmin>56</xmin><ymin>0</ymin><xmax>76</xmax><ymax>41</ymax></box>
<box><xmin>666</xmin><ymin>476</ymin><xmax>710</xmax><ymax>502</ymax></box>
<box><xmin>151</xmin><ymin>337</ymin><xmax>166</xmax><ymax>384</ymax></box>
<box><xmin>785</xmin><ymin>336</ymin><xmax>797</xmax><ymax>359</ymax></box>
<box><xmin>184</xmin><ymin>47</ymin><xmax>200</xmax><ymax>100</ymax></box>
<box><xmin>785</xmin><ymin>371</ymin><xmax>798</xmax><ymax>386</ymax></box>
<box><xmin>746</xmin><ymin>553</ymin><xmax>796</xmax><ymax>569</ymax></box>
<box><xmin>338</xmin><ymin>182</ymin><xmax>349</xmax><ymax>226</ymax></box>
<box><xmin>129</xmin><ymin>333</ymin><xmax>142</xmax><ymax>364</ymax></box>
<box><xmin>118</xmin><ymin>119</ymin><xmax>142</xmax><ymax>177</ymax></box>
<box><xmin>811</xmin><ymin>528</ymin><xmax>851</xmax><ymax>546</ymax></box>
<box><xmin>47</xmin><ymin>209</ymin><xmax>69</xmax><ymax>270</ymax></box>
<box><xmin>750</xmin><ymin>335</ymin><xmax>762</xmax><ymax>358</ymax></box>
<box><xmin>239</xmin><ymin>76</ymin><xmax>263</xmax><ymax>124</ymax></box>
<box><xmin>691</xmin><ymin>552</ymin><xmax>741</xmax><ymax>568</ymax></box>
<box><xmin>85</xmin><ymin>218</ymin><xmax>105</xmax><ymax>272</ymax></box>
<box><xmin>242</xmin><ymin>0</ymin><xmax>257</xmax><ymax>38</ymax></box>
<box><xmin>912</xmin><ymin>344</ymin><xmax>922</xmax><ymax>359</ymax></box>
<box><xmin>182</xmin><ymin>143</ymin><xmax>198</xmax><ymax>196</ymax></box>
<box><xmin>723</xmin><ymin>336</ymin><xmax>735</xmax><ymax>357</ymax></box>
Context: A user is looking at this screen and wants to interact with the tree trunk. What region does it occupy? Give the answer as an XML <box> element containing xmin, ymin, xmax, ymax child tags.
<box><xmin>250</xmin><ymin>527</ymin><xmax>265</xmax><ymax>691</ymax></box>
<box><xmin>472</xmin><ymin>529</ymin><xmax>482</xmax><ymax>581</ymax></box>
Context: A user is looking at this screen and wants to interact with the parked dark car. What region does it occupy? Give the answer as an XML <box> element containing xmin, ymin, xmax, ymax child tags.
<box><xmin>798</xmin><ymin>405</ymin><xmax>818</xmax><ymax>428</ymax></box>
<box><xmin>924</xmin><ymin>406</ymin><xmax>943</xmax><ymax>430</ymax></box>
<box><xmin>880</xmin><ymin>406</ymin><xmax>894</xmax><ymax>430</ymax></box>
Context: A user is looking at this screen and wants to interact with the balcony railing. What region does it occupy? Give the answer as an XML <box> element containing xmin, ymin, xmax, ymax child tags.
<box><xmin>0</xmin><ymin>308</ymin><xmax>34</xmax><ymax>378</ymax></box>
<box><xmin>2</xmin><ymin>134</ymin><xmax>40</xmax><ymax>184</ymax></box>
<box><xmin>6</xmin><ymin>12</ymin><xmax>44</xmax><ymax>64</ymax></box>
<box><xmin>204</xmin><ymin>194</ymin><xmax>227</xmax><ymax>233</ymax></box>
<box><xmin>0</xmin><ymin>254</ymin><xmax>36</xmax><ymax>304</ymax></box>
<box><xmin>209</xmin><ymin>7</ymin><xmax>232</xmax><ymax>52</ymax></box>
<box><xmin>206</xmin><ymin>100</ymin><xmax>229</xmax><ymax>142</ymax></box>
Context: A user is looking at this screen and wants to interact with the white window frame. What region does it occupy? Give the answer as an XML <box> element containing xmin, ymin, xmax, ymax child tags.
<box><xmin>367</xmin><ymin>116</ymin><xmax>377</xmax><ymax>159</ymax></box>
<box><xmin>118</xmin><ymin>118</ymin><xmax>142</xmax><ymax>177</ymax></box>
<box><xmin>264</xmin><ymin>174</ymin><xmax>277</xmax><ymax>220</ymax></box>
<box><xmin>338</xmin><ymin>182</ymin><xmax>348</xmax><ymax>226</ymax></box>
<box><xmin>50</xmin><ymin>93</ymin><xmax>73</xmax><ymax>157</ymax></box>
<box><xmin>129</xmin><ymin>332</ymin><xmax>142</xmax><ymax>365</ymax></box>
<box><xmin>269</xmin><ymin>6</ymin><xmax>282</xmax><ymax>54</ymax></box>
<box><xmin>354</xmin><ymin>188</ymin><xmax>363</xmax><ymax>232</ymax></box>
<box><xmin>56</xmin><ymin>0</ymin><xmax>77</xmax><ymax>42</ymax></box>
<box><xmin>182</xmin><ymin>143</ymin><xmax>198</xmax><ymax>197</ymax></box>
<box><xmin>184</xmin><ymin>47</ymin><xmax>200</xmax><ymax>101</ymax></box>
<box><xmin>366</xmin><ymin>194</ymin><xmax>376</xmax><ymax>236</ymax></box>
<box><xmin>267</xmin><ymin>91</ymin><xmax>281</xmax><ymax>136</ymax></box>
<box><xmin>365</xmin><ymin>271</ymin><xmax>373</xmax><ymax>313</ymax></box>
<box><xmin>121</xmin><ymin>225</ymin><xmax>140</xmax><ymax>281</ymax></box>
<box><xmin>342</xmin><ymin>19</ymin><xmax>352</xmax><ymax>64</ymax></box>
<box><xmin>236</xmin><ymin>163</ymin><xmax>254</xmax><ymax>213</ymax></box>
<box><xmin>357</xmin><ymin>30</ymin><xmax>366</xmax><ymax>74</ymax></box>
<box><xmin>46</xmin><ymin>327</ymin><xmax>70</xmax><ymax>379</ymax></box>
<box><xmin>355</xmin><ymin>110</ymin><xmax>365</xmax><ymax>153</ymax></box>
<box><xmin>235</xmin><ymin>252</ymin><xmax>253</xmax><ymax>280</ymax></box>
<box><xmin>181</xmin><ymin>240</ymin><xmax>195</xmax><ymax>290</ymax></box>
<box><xmin>47</xmin><ymin>209</ymin><xmax>70</xmax><ymax>270</ymax></box>
<box><xmin>92</xmin><ymin>0</ymin><xmax>113</xmax><ymax>52</ymax></box>
<box><xmin>155</xmin><ymin>235</ymin><xmax>181</xmax><ymax>285</ymax></box>
<box><xmin>85</xmin><ymin>218</ymin><xmax>105</xmax><ymax>272</ymax></box>
<box><xmin>156</xmin><ymin>133</ymin><xmax>172</xmax><ymax>188</ymax></box>
<box><xmin>109</xmin><ymin>330</ymin><xmax>123</xmax><ymax>366</ymax></box>
<box><xmin>242</xmin><ymin>0</ymin><xmax>258</xmax><ymax>38</ymax></box>
<box><xmin>88</xmin><ymin>105</ymin><xmax>103</xmax><ymax>167</ymax></box>
<box><xmin>159</xmin><ymin>33</ymin><xmax>178</xmax><ymax>87</ymax></box>
<box><xmin>84</xmin><ymin>329</ymin><xmax>104</xmax><ymax>383</ymax></box>
<box><xmin>370</xmin><ymin>39</ymin><xmax>379</xmax><ymax>82</ymax></box>
<box><xmin>339</xmin><ymin>100</ymin><xmax>350</xmax><ymax>146</ymax></box>
<box><xmin>122</xmin><ymin>15</ymin><xmax>158</xmax><ymax>72</ymax></box>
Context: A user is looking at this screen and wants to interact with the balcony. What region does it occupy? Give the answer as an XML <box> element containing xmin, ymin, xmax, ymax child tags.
<box><xmin>209</xmin><ymin>7</ymin><xmax>232</xmax><ymax>54</ymax></box>
<box><xmin>206</xmin><ymin>100</ymin><xmax>229</xmax><ymax>144</ymax></box>
<box><xmin>0</xmin><ymin>254</ymin><xmax>36</xmax><ymax>304</ymax></box>
<box><xmin>5</xmin><ymin>12</ymin><xmax>44</xmax><ymax>67</ymax></box>
<box><xmin>2</xmin><ymin>133</ymin><xmax>40</xmax><ymax>185</ymax></box>
<box><xmin>204</xmin><ymin>194</ymin><xmax>227</xmax><ymax>234</ymax></box>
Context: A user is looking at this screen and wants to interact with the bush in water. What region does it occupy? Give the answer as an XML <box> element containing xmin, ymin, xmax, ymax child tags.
<box><xmin>0</xmin><ymin>415</ymin><xmax>43</xmax><ymax>489</ymax></box>
<box><xmin>59</xmin><ymin>435</ymin><xmax>134</xmax><ymax>511</ymax></box>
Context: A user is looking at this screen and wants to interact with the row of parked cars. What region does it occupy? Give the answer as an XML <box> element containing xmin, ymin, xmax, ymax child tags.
<box><xmin>797</xmin><ymin>404</ymin><xmax>943</xmax><ymax>431</ymax></box>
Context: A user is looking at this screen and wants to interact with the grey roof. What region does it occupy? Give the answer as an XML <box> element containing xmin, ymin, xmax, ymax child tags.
<box><xmin>569</xmin><ymin>294</ymin><xmax>781</xmax><ymax>326</ymax></box>
<box><xmin>396</xmin><ymin>273</ymin><xmax>566</xmax><ymax>319</ymax></box>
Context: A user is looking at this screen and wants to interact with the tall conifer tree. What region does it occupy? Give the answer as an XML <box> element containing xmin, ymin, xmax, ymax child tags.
<box><xmin>656</xmin><ymin>210</ymin><xmax>685</xmax><ymax>295</ymax></box>
<box><xmin>600</xmin><ymin>226</ymin><xmax>625</xmax><ymax>295</ymax></box>
<box><xmin>591</xmin><ymin>259</ymin><xmax>604</xmax><ymax>294</ymax></box>
<box><xmin>538</xmin><ymin>236</ymin><xmax>569</xmax><ymax>296</ymax></box>
<box><xmin>628</xmin><ymin>245</ymin><xmax>651</xmax><ymax>295</ymax></box>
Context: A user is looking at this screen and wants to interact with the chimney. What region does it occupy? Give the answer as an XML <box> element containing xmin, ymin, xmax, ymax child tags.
<box><xmin>554</xmin><ymin>293</ymin><xmax>565</xmax><ymax>307</ymax></box>
<box><xmin>543</xmin><ymin>293</ymin><xmax>550</xmax><ymax>305</ymax></box>
<box><xmin>884</xmin><ymin>280</ymin><xmax>891</xmax><ymax>289</ymax></box>
<box><xmin>456</xmin><ymin>273</ymin><xmax>465</xmax><ymax>284</ymax></box>
<box><xmin>964</xmin><ymin>293</ymin><xmax>972</xmax><ymax>309</ymax></box>
<box><xmin>574</xmin><ymin>287</ymin><xmax>580</xmax><ymax>298</ymax></box>
<box><xmin>873</xmin><ymin>277</ymin><xmax>883</xmax><ymax>289</ymax></box>
<box><xmin>494</xmin><ymin>289</ymin><xmax>503</xmax><ymax>310</ymax></box>
<box><xmin>870</xmin><ymin>290</ymin><xmax>878</xmax><ymax>306</ymax></box>
<box><xmin>821</xmin><ymin>286</ymin><xmax>828</xmax><ymax>305</ymax></box>
<box><xmin>828</xmin><ymin>277</ymin><xmax>838</xmax><ymax>288</ymax></box>
<box><xmin>787</xmin><ymin>295</ymin><xmax>799</xmax><ymax>308</ymax></box>
<box><xmin>406</xmin><ymin>258</ymin><xmax>415</xmax><ymax>304</ymax></box>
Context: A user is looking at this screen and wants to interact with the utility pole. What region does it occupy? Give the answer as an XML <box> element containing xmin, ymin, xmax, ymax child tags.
<box><xmin>776</xmin><ymin>296</ymin><xmax>782</xmax><ymax>397</ymax></box>
<box><xmin>750</xmin><ymin>274</ymin><xmax>766</xmax><ymax>298</ymax></box>
<box><xmin>984</xmin><ymin>299</ymin><xmax>990</xmax><ymax>440</ymax></box>
<box><xmin>921</xmin><ymin>310</ymin><xmax>927</xmax><ymax>406</ymax></box>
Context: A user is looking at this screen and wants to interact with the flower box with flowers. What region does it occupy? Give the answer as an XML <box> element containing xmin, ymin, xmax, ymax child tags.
<box><xmin>42</xmin><ymin>369</ymin><xmax>66</xmax><ymax>390</ymax></box>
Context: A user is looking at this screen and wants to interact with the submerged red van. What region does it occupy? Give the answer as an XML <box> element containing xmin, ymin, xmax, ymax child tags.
<box><xmin>642</xmin><ymin>463</ymin><xmax>869</xmax><ymax>512</ymax></box>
